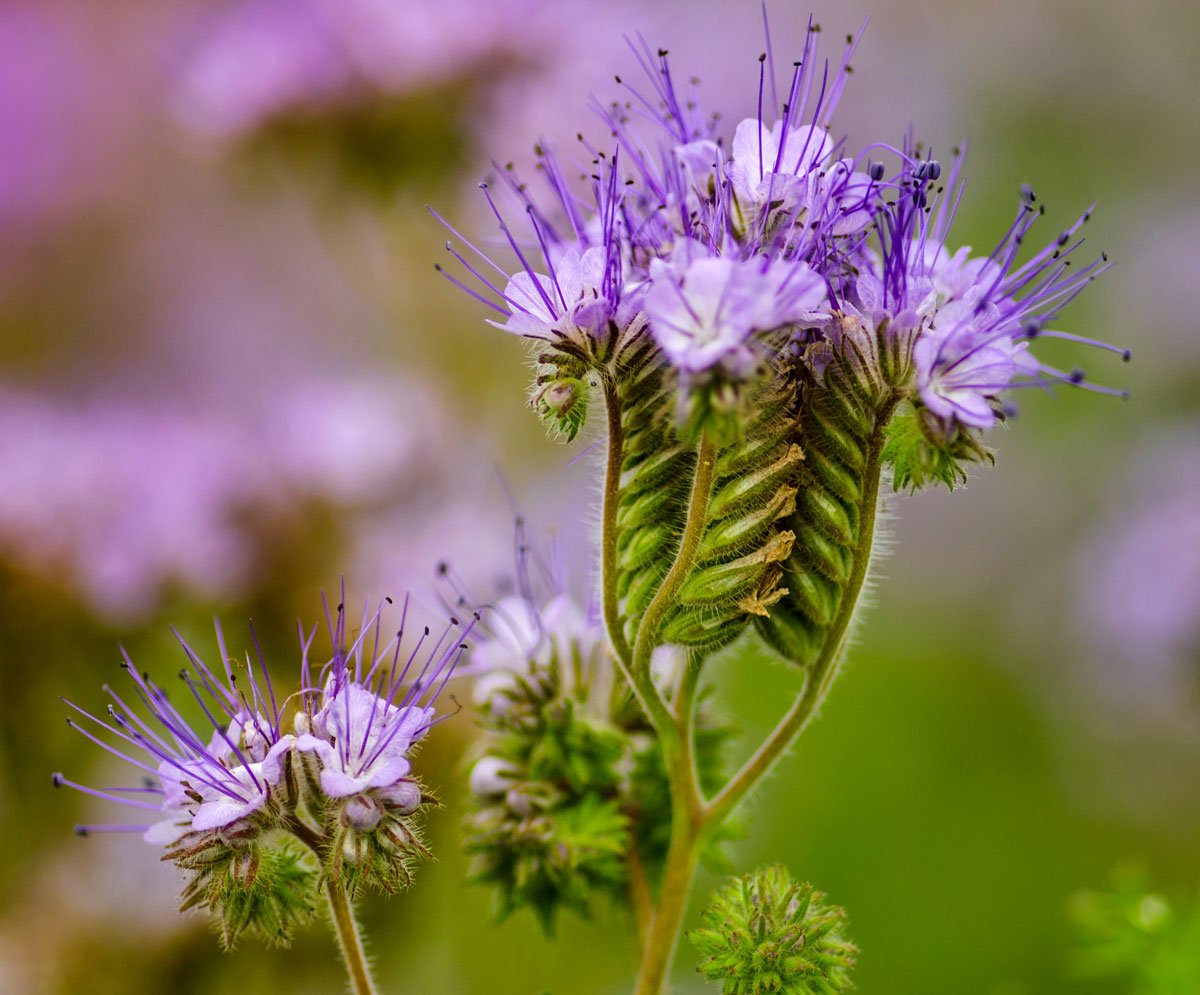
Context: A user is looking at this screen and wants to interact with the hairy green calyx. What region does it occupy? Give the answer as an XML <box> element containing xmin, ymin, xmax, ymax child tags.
<box><xmin>756</xmin><ymin>333</ymin><xmax>903</xmax><ymax>667</ymax></box>
<box><xmin>883</xmin><ymin>402</ymin><xmax>994</xmax><ymax>492</ymax></box>
<box><xmin>167</xmin><ymin>826</ymin><xmax>317</xmax><ymax>949</ymax></box>
<box><xmin>464</xmin><ymin>660</ymin><xmax>631</xmax><ymax>932</ymax></box>
<box><xmin>690</xmin><ymin>864</ymin><xmax>857</xmax><ymax>994</ymax></box>
<box><xmin>612</xmin><ymin>339</ymin><xmax>802</xmax><ymax>656</ymax></box>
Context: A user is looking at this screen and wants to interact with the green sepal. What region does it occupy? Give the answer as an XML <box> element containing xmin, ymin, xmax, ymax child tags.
<box><xmin>466</xmin><ymin>792</ymin><xmax>630</xmax><ymax>934</ymax></box>
<box><xmin>689</xmin><ymin>864</ymin><xmax>857</xmax><ymax>994</ymax></box>
<box><xmin>612</xmin><ymin>348</ymin><xmax>803</xmax><ymax>656</ymax></box>
<box><xmin>166</xmin><ymin>828</ymin><xmax>317</xmax><ymax>950</ymax></box>
<box><xmin>322</xmin><ymin>795</ymin><xmax>435</xmax><ymax>899</ymax></box>
<box><xmin>883</xmin><ymin>402</ymin><xmax>994</xmax><ymax>493</ymax></box>
<box><xmin>756</xmin><ymin>342</ymin><xmax>896</xmax><ymax>669</ymax></box>
<box><xmin>464</xmin><ymin>659</ymin><xmax>631</xmax><ymax>932</ymax></box>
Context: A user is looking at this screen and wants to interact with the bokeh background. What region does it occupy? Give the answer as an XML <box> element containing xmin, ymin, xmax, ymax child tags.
<box><xmin>1</xmin><ymin>0</ymin><xmax>1197</xmax><ymax>992</ymax></box>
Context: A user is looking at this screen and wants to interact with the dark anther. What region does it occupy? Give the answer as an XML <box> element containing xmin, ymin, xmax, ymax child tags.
<box><xmin>758</xmin><ymin>52</ymin><xmax>766</xmax><ymax>63</ymax></box>
<box><xmin>1057</xmin><ymin>231</ymin><xmax>1070</xmax><ymax>246</ymax></box>
<box><xmin>1069</xmin><ymin>368</ymin><xmax>1086</xmax><ymax>384</ymax></box>
<box><xmin>337</xmin><ymin>602</ymin><xmax>344</xmax><ymax>613</ymax></box>
<box><xmin>385</xmin><ymin>596</ymin><xmax>394</xmax><ymax>604</ymax></box>
<box><xmin>1020</xmin><ymin>183</ymin><xmax>1036</xmax><ymax>202</ymax></box>
<box><xmin>449</xmin><ymin>616</ymin><xmax>460</xmax><ymax>626</ymax></box>
<box><xmin>1122</xmin><ymin>349</ymin><xmax>1132</xmax><ymax>362</ymax></box>
<box><xmin>52</xmin><ymin>773</ymin><xmax>64</xmax><ymax>787</ymax></box>
<box><xmin>868</xmin><ymin>161</ymin><xmax>885</xmax><ymax>181</ymax></box>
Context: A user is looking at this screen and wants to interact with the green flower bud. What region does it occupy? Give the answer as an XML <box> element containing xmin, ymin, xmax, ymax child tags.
<box><xmin>690</xmin><ymin>864</ymin><xmax>857</xmax><ymax>994</ymax></box>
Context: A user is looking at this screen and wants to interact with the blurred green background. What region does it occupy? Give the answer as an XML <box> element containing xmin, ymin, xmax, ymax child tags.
<box><xmin>1</xmin><ymin>1</ymin><xmax>1197</xmax><ymax>992</ymax></box>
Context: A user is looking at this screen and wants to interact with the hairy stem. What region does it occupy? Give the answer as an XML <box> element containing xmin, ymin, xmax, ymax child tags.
<box><xmin>602</xmin><ymin>378</ymin><xmax>634</xmax><ymax>669</ymax></box>
<box><xmin>631</xmin><ymin>432</ymin><xmax>717</xmax><ymax>679</ymax></box>
<box><xmin>627</xmin><ymin>841</ymin><xmax>654</xmax><ymax>951</ymax></box>
<box><xmin>632</xmin><ymin>744</ymin><xmax>705</xmax><ymax>995</ymax></box>
<box><xmin>704</xmin><ymin>403</ymin><xmax>894</xmax><ymax>826</ymax></box>
<box><xmin>326</xmin><ymin>881</ymin><xmax>379</xmax><ymax>995</ymax></box>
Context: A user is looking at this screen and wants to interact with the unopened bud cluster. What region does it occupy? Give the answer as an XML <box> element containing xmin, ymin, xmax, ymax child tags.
<box><xmin>689</xmin><ymin>865</ymin><xmax>857</xmax><ymax>994</ymax></box>
<box><xmin>454</xmin><ymin>535</ymin><xmax>736</xmax><ymax>929</ymax></box>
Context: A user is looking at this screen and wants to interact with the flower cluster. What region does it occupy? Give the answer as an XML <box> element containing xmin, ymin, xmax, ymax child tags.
<box><xmin>445</xmin><ymin>519</ymin><xmax>734</xmax><ymax>929</ymax></box>
<box><xmin>54</xmin><ymin>593</ymin><xmax>470</xmax><ymax>946</ymax></box>
<box><xmin>443</xmin><ymin>22</ymin><xmax>1124</xmax><ymax>450</ymax></box>
<box><xmin>690</xmin><ymin>864</ymin><xmax>857</xmax><ymax>994</ymax></box>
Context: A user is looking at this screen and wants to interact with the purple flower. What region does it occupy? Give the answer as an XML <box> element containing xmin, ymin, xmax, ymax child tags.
<box><xmin>913</xmin><ymin>312</ymin><xmax>1024</xmax><ymax>428</ymax></box>
<box><xmin>172</xmin><ymin>0</ymin><xmax>554</xmax><ymax>138</ymax></box>
<box><xmin>294</xmin><ymin>595</ymin><xmax>470</xmax><ymax>805</ymax></box>
<box><xmin>56</xmin><ymin>624</ymin><xmax>294</xmax><ymax>843</ymax></box>
<box><xmin>645</xmin><ymin>241</ymin><xmax>825</xmax><ymax>375</ymax></box>
<box><xmin>444</xmin><ymin>16</ymin><xmax>1123</xmax><ymax>434</ymax></box>
<box><xmin>440</xmin><ymin>22</ymin><xmax>864</xmax><ymax>375</ymax></box>
<box><xmin>56</xmin><ymin>593</ymin><xmax>471</xmax><ymax>845</ymax></box>
<box><xmin>830</xmin><ymin>148</ymin><xmax>1123</xmax><ymax>430</ymax></box>
<box><xmin>489</xmin><ymin>244</ymin><xmax>614</xmax><ymax>344</ymax></box>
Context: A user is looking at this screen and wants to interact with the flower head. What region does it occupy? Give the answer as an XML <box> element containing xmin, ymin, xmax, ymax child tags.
<box><xmin>295</xmin><ymin>593</ymin><xmax>469</xmax><ymax>804</ymax></box>
<box><xmin>837</xmin><ymin>150</ymin><xmax>1125</xmax><ymax>433</ymax></box>
<box><xmin>645</xmin><ymin>240</ymin><xmax>824</xmax><ymax>375</ymax></box>
<box><xmin>55</xmin><ymin>590</ymin><xmax>471</xmax><ymax>941</ymax></box>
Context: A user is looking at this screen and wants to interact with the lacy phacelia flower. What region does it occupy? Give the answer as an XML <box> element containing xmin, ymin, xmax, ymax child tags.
<box><xmin>443</xmin><ymin>22</ymin><xmax>1123</xmax><ymax>444</ymax></box>
<box><xmin>295</xmin><ymin>596</ymin><xmax>466</xmax><ymax>809</ymax></box>
<box><xmin>55</xmin><ymin>592</ymin><xmax>471</xmax><ymax>942</ymax></box>
<box><xmin>57</xmin><ymin>627</ymin><xmax>294</xmax><ymax>845</ymax></box>
<box><xmin>645</xmin><ymin>242</ymin><xmax>824</xmax><ymax>375</ymax></box>
<box><xmin>843</xmin><ymin>156</ymin><xmax>1125</xmax><ymax>434</ymax></box>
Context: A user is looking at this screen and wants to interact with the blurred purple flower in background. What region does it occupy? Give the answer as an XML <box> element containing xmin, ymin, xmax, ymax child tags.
<box><xmin>172</xmin><ymin>0</ymin><xmax>556</xmax><ymax>136</ymax></box>
<box><xmin>0</xmin><ymin>5</ymin><xmax>133</xmax><ymax>247</ymax></box>
<box><xmin>1074</xmin><ymin>426</ymin><xmax>1200</xmax><ymax>733</ymax></box>
<box><xmin>0</xmin><ymin>374</ymin><xmax>443</xmax><ymax>621</ymax></box>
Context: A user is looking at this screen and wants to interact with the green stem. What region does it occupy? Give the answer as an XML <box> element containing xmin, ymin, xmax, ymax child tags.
<box><xmin>601</xmin><ymin>378</ymin><xmax>634</xmax><ymax>669</ymax></box>
<box><xmin>627</xmin><ymin>435</ymin><xmax>719</xmax><ymax>994</ymax></box>
<box><xmin>626</xmin><ymin>431</ymin><xmax>718</xmax><ymax>745</ymax></box>
<box><xmin>326</xmin><ymin>880</ymin><xmax>379</xmax><ymax>995</ymax></box>
<box><xmin>630</xmin><ymin>431</ymin><xmax>717</xmax><ymax>680</ymax></box>
<box><xmin>704</xmin><ymin>403</ymin><xmax>894</xmax><ymax>827</ymax></box>
<box><xmin>632</xmin><ymin>745</ymin><xmax>705</xmax><ymax>995</ymax></box>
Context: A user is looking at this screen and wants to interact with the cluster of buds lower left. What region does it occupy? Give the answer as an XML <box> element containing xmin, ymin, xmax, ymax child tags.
<box><xmin>54</xmin><ymin>594</ymin><xmax>473</xmax><ymax>948</ymax></box>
